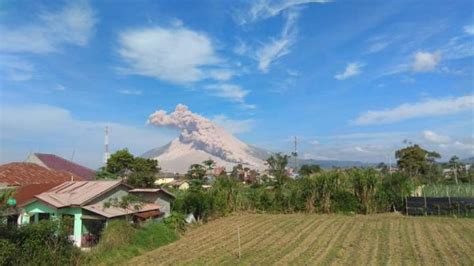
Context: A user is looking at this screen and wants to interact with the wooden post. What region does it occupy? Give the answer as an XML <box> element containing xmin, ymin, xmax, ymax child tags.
<box><xmin>405</xmin><ymin>196</ymin><xmax>408</xmax><ymax>215</ymax></box>
<box><xmin>237</xmin><ymin>225</ymin><xmax>241</xmax><ymax>260</ymax></box>
<box><xmin>423</xmin><ymin>192</ymin><xmax>427</xmax><ymax>216</ymax></box>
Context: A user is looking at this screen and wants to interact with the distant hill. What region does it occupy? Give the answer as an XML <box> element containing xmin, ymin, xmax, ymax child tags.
<box><xmin>461</xmin><ymin>157</ymin><xmax>474</xmax><ymax>164</ymax></box>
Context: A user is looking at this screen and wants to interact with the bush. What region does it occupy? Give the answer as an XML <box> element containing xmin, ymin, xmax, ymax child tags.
<box><xmin>378</xmin><ymin>173</ymin><xmax>413</xmax><ymax>212</ymax></box>
<box><xmin>163</xmin><ymin>212</ymin><xmax>187</xmax><ymax>234</ymax></box>
<box><xmin>0</xmin><ymin>220</ymin><xmax>81</xmax><ymax>266</ymax></box>
<box><xmin>86</xmin><ymin>220</ymin><xmax>178</xmax><ymax>265</ymax></box>
<box><xmin>331</xmin><ymin>190</ymin><xmax>360</xmax><ymax>213</ymax></box>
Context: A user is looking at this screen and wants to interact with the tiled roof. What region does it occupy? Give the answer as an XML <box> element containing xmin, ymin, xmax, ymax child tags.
<box><xmin>83</xmin><ymin>202</ymin><xmax>160</xmax><ymax>218</ymax></box>
<box><xmin>14</xmin><ymin>183</ymin><xmax>62</xmax><ymax>206</ymax></box>
<box><xmin>35</xmin><ymin>180</ymin><xmax>124</xmax><ymax>208</ymax></box>
<box><xmin>34</xmin><ymin>153</ymin><xmax>96</xmax><ymax>181</ymax></box>
<box><xmin>0</xmin><ymin>163</ymin><xmax>84</xmax><ymax>186</ymax></box>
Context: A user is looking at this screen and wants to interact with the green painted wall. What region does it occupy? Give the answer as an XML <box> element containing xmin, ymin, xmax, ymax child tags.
<box><xmin>22</xmin><ymin>201</ymin><xmax>83</xmax><ymax>246</ymax></box>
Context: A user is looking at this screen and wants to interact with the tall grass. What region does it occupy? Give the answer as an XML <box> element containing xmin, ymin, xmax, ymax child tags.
<box><xmin>85</xmin><ymin>220</ymin><xmax>179</xmax><ymax>265</ymax></box>
<box><xmin>421</xmin><ymin>183</ymin><xmax>474</xmax><ymax>197</ymax></box>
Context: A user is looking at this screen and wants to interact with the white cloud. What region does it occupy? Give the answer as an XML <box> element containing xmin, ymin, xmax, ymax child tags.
<box><xmin>464</xmin><ymin>24</ymin><xmax>474</xmax><ymax>35</ymax></box>
<box><xmin>255</xmin><ymin>11</ymin><xmax>298</xmax><ymax>72</ymax></box>
<box><xmin>366</xmin><ymin>35</ymin><xmax>391</xmax><ymax>54</ymax></box>
<box><xmin>117</xmin><ymin>89</ymin><xmax>142</xmax><ymax>95</ymax></box>
<box><xmin>0</xmin><ymin>55</ymin><xmax>35</xmax><ymax>81</ymax></box>
<box><xmin>354</xmin><ymin>95</ymin><xmax>474</xmax><ymax>125</ymax></box>
<box><xmin>211</xmin><ymin>115</ymin><xmax>255</xmax><ymax>134</ymax></box>
<box><xmin>233</xmin><ymin>39</ymin><xmax>249</xmax><ymax>55</ymax></box>
<box><xmin>54</xmin><ymin>84</ymin><xmax>66</xmax><ymax>91</ymax></box>
<box><xmin>0</xmin><ymin>104</ymin><xmax>173</xmax><ymax>169</ymax></box>
<box><xmin>334</xmin><ymin>62</ymin><xmax>363</xmax><ymax>80</ymax></box>
<box><xmin>205</xmin><ymin>83</ymin><xmax>254</xmax><ymax>109</ymax></box>
<box><xmin>412</xmin><ymin>51</ymin><xmax>441</xmax><ymax>72</ymax></box>
<box><xmin>0</xmin><ymin>1</ymin><xmax>97</xmax><ymax>54</ymax></box>
<box><xmin>117</xmin><ymin>26</ymin><xmax>222</xmax><ymax>84</ymax></box>
<box><xmin>422</xmin><ymin>130</ymin><xmax>451</xmax><ymax>144</ymax></box>
<box><xmin>237</xmin><ymin>0</ymin><xmax>329</xmax><ymax>24</ymax></box>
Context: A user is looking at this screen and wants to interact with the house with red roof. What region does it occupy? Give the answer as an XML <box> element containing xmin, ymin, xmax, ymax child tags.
<box><xmin>25</xmin><ymin>153</ymin><xmax>96</xmax><ymax>181</ymax></box>
<box><xmin>0</xmin><ymin>162</ymin><xmax>85</xmax><ymax>187</ymax></box>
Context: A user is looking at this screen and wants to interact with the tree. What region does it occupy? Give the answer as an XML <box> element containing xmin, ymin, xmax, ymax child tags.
<box><xmin>106</xmin><ymin>149</ymin><xmax>135</xmax><ymax>175</ymax></box>
<box><xmin>266</xmin><ymin>153</ymin><xmax>290</xmax><ymax>187</ymax></box>
<box><xmin>202</xmin><ymin>159</ymin><xmax>216</xmax><ymax>170</ymax></box>
<box><xmin>104</xmin><ymin>149</ymin><xmax>160</xmax><ymax>187</ymax></box>
<box><xmin>95</xmin><ymin>167</ymin><xmax>118</xmax><ymax>180</ymax></box>
<box><xmin>298</xmin><ymin>164</ymin><xmax>321</xmax><ymax>176</ymax></box>
<box><xmin>185</xmin><ymin>164</ymin><xmax>206</xmax><ymax>180</ymax></box>
<box><xmin>448</xmin><ymin>155</ymin><xmax>462</xmax><ymax>184</ymax></box>
<box><xmin>231</xmin><ymin>164</ymin><xmax>244</xmax><ymax>181</ymax></box>
<box><xmin>395</xmin><ymin>144</ymin><xmax>440</xmax><ymax>180</ymax></box>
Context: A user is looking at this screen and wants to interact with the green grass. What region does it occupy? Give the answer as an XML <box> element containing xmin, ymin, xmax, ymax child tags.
<box><xmin>422</xmin><ymin>183</ymin><xmax>474</xmax><ymax>197</ymax></box>
<box><xmin>85</xmin><ymin>221</ymin><xmax>179</xmax><ymax>265</ymax></box>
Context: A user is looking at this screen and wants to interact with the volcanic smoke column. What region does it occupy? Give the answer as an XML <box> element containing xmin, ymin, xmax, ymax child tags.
<box><xmin>147</xmin><ymin>104</ymin><xmax>264</xmax><ymax>167</ymax></box>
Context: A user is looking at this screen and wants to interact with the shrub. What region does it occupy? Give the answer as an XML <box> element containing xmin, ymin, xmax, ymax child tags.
<box><xmin>332</xmin><ymin>190</ymin><xmax>360</xmax><ymax>213</ymax></box>
<box><xmin>87</xmin><ymin>220</ymin><xmax>178</xmax><ymax>265</ymax></box>
<box><xmin>378</xmin><ymin>173</ymin><xmax>413</xmax><ymax>212</ymax></box>
<box><xmin>0</xmin><ymin>220</ymin><xmax>81</xmax><ymax>266</ymax></box>
<box><xmin>163</xmin><ymin>212</ymin><xmax>187</xmax><ymax>234</ymax></box>
<box><xmin>351</xmin><ymin>169</ymin><xmax>379</xmax><ymax>214</ymax></box>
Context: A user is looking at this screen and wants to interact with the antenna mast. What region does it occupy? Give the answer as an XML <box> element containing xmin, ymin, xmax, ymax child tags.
<box><xmin>103</xmin><ymin>126</ymin><xmax>110</xmax><ymax>165</ymax></box>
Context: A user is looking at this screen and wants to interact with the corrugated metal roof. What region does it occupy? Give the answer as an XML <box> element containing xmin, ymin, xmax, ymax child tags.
<box><xmin>129</xmin><ymin>188</ymin><xmax>161</xmax><ymax>192</ymax></box>
<box><xmin>34</xmin><ymin>153</ymin><xmax>96</xmax><ymax>181</ymax></box>
<box><xmin>0</xmin><ymin>163</ymin><xmax>84</xmax><ymax>186</ymax></box>
<box><xmin>35</xmin><ymin>181</ymin><xmax>123</xmax><ymax>208</ymax></box>
<box><xmin>14</xmin><ymin>183</ymin><xmax>62</xmax><ymax>206</ymax></box>
<box><xmin>83</xmin><ymin>202</ymin><xmax>160</xmax><ymax>218</ymax></box>
<box><xmin>129</xmin><ymin>188</ymin><xmax>175</xmax><ymax>198</ymax></box>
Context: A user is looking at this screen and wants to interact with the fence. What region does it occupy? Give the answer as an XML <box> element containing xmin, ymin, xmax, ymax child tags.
<box><xmin>406</xmin><ymin>197</ymin><xmax>474</xmax><ymax>216</ymax></box>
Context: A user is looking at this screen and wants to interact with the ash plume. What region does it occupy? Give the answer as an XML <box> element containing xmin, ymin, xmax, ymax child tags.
<box><xmin>147</xmin><ymin>104</ymin><xmax>260</xmax><ymax>165</ymax></box>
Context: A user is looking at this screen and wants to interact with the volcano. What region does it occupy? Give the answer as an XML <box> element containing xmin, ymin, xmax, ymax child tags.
<box><xmin>142</xmin><ymin>104</ymin><xmax>270</xmax><ymax>174</ymax></box>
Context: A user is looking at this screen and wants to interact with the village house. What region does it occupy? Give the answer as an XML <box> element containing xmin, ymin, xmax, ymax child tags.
<box><xmin>19</xmin><ymin>181</ymin><xmax>165</xmax><ymax>247</ymax></box>
<box><xmin>169</xmin><ymin>179</ymin><xmax>190</xmax><ymax>190</ymax></box>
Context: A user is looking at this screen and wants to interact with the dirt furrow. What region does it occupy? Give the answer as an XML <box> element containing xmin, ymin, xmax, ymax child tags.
<box><xmin>319</xmin><ymin>215</ymin><xmax>365</xmax><ymax>265</ymax></box>
<box><xmin>276</xmin><ymin>216</ymin><xmax>336</xmax><ymax>265</ymax></box>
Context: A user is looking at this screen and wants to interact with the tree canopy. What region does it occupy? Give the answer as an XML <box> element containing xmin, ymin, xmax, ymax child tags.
<box><xmin>97</xmin><ymin>148</ymin><xmax>160</xmax><ymax>187</ymax></box>
<box><xmin>395</xmin><ymin>144</ymin><xmax>440</xmax><ymax>180</ymax></box>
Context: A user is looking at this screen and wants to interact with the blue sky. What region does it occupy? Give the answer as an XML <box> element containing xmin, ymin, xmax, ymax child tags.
<box><xmin>0</xmin><ymin>0</ymin><xmax>473</xmax><ymax>168</ymax></box>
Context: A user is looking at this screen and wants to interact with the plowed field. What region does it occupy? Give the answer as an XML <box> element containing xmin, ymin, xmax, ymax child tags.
<box><xmin>128</xmin><ymin>213</ymin><xmax>474</xmax><ymax>265</ymax></box>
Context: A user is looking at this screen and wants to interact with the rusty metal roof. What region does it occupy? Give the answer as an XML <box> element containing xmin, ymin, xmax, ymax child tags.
<box><xmin>83</xmin><ymin>202</ymin><xmax>160</xmax><ymax>218</ymax></box>
<box><xmin>14</xmin><ymin>183</ymin><xmax>62</xmax><ymax>206</ymax></box>
<box><xmin>0</xmin><ymin>163</ymin><xmax>85</xmax><ymax>186</ymax></box>
<box><xmin>35</xmin><ymin>180</ymin><xmax>124</xmax><ymax>208</ymax></box>
<box><xmin>34</xmin><ymin>153</ymin><xmax>96</xmax><ymax>181</ymax></box>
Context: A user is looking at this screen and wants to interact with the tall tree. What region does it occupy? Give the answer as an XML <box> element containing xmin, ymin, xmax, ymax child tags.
<box><xmin>102</xmin><ymin>149</ymin><xmax>160</xmax><ymax>187</ymax></box>
<box><xmin>266</xmin><ymin>153</ymin><xmax>290</xmax><ymax>187</ymax></box>
<box><xmin>202</xmin><ymin>159</ymin><xmax>216</xmax><ymax>170</ymax></box>
<box><xmin>105</xmin><ymin>149</ymin><xmax>135</xmax><ymax>175</ymax></box>
<box><xmin>185</xmin><ymin>164</ymin><xmax>206</xmax><ymax>180</ymax></box>
<box><xmin>395</xmin><ymin>144</ymin><xmax>440</xmax><ymax>180</ymax></box>
<box><xmin>448</xmin><ymin>155</ymin><xmax>462</xmax><ymax>184</ymax></box>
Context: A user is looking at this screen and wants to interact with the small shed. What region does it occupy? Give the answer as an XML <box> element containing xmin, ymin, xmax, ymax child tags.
<box><xmin>129</xmin><ymin>188</ymin><xmax>175</xmax><ymax>218</ymax></box>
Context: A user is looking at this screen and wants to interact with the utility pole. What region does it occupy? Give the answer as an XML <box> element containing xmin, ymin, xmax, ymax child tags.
<box><xmin>103</xmin><ymin>126</ymin><xmax>110</xmax><ymax>165</ymax></box>
<box><xmin>294</xmin><ymin>136</ymin><xmax>298</xmax><ymax>171</ymax></box>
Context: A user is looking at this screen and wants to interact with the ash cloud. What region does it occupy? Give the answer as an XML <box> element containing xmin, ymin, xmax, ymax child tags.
<box><xmin>147</xmin><ymin>104</ymin><xmax>258</xmax><ymax>164</ymax></box>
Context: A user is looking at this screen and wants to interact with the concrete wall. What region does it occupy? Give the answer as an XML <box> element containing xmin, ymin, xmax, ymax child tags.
<box><xmin>89</xmin><ymin>184</ymin><xmax>130</xmax><ymax>205</ymax></box>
